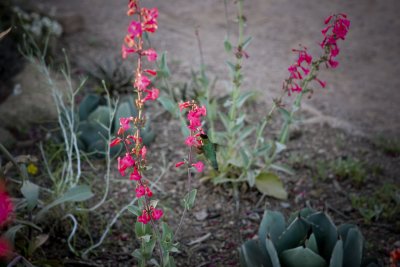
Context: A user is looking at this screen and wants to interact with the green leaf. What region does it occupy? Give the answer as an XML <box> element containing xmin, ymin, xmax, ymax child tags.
<box><xmin>270</xmin><ymin>164</ymin><xmax>295</xmax><ymax>176</ymax></box>
<box><xmin>307</xmin><ymin>212</ymin><xmax>338</xmax><ymax>262</ymax></box>
<box><xmin>35</xmin><ymin>185</ymin><xmax>94</xmax><ymax>221</ymax></box>
<box><xmin>275</xmin><ymin>216</ymin><xmax>310</xmax><ymax>253</ymax></box>
<box><xmin>241</xmin><ymin>36</ymin><xmax>253</xmax><ymax>49</ymax></box>
<box><xmin>255</xmin><ymin>172</ymin><xmax>288</xmax><ymax>200</ymax></box>
<box><xmin>159</xmin><ymin>52</ymin><xmax>171</xmax><ymax>78</ymax></box>
<box><xmin>182</xmin><ymin>189</ymin><xmax>197</xmax><ymax>210</ymax></box>
<box><xmin>88</xmin><ymin>106</ymin><xmax>111</xmax><ymax>127</ymax></box>
<box><xmin>287</xmin><ymin>207</ymin><xmax>316</xmax><ymax>225</ymax></box>
<box><xmin>219</xmin><ymin>112</ymin><xmax>231</xmax><ymax>131</ymax></box>
<box><xmin>4</xmin><ymin>225</ymin><xmax>25</xmax><ymax>244</ymax></box>
<box><xmin>281</xmin><ymin>247</ymin><xmax>327</xmax><ymax>267</ymax></box>
<box><xmin>157</xmin><ymin>95</ymin><xmax>178</xmax><ymax>116</ymax></box>
<box><xmin>239</xmin><ymin>239</ymin><xmax>266</xmax><ymax>267</ymax></box>
<box><xmin>21</xmin><ymin>181</ymin><xmax>39</xmax><ymax>211</ymax></box>
<box><xmin>259</xmin><ymin>210</ymin><xmax>286</xmax><ymax>245</ymax></box>
<box><xmin>265</xmin><ymin>236</ymin><xmax>281</xmax><ymax>267</ymax></box>
<box><xmin>278</xmin><ymin>108</ymin><xmax>292</xmax><ymax>123</ymax></box>
<box><xmin>240</xmin><ymin>149</ymin><xmax>250</xmax><ymax>168</ymax></box>
<box><xmin>329</xmin><ymin>239</ymin><xmax>343</xmax><ymax>267</ymax></box>
<box><xmin>79</xmin><ymin>94</ymin><xmax>101</xmax><ymax>121</ymax></box>
<box><xmin>237</xmin><ymin>91</ymin><xmax>256</xmax><ymax>108</ymax></box>
<box><xmin>343</xmin><ymin>228</ymin><xmax>363</xmax><ymax>267</ymax></box>
<box><xmin>224</xmin><ymin>37</ymin><xmax>232</xmax><ymax>53</ymax></box>
<box><xmin>127</xmin><ymin>205</ymin><xmax>141</xmax><ymax>217</ymax></box>
<box><xmin>28</xmin><ymin>234</ymin><xmax>48</xmax><ymax>256</ymax></box>
<box><xmin>306</xmin><ymin>234</ymin><xmax>319</xmax><ymax>254</ymax></box>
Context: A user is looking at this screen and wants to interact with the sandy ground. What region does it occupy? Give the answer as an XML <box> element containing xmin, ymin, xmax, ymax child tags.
<box><xmin>34</xmin><ymin>0</ymin><xmax>400</xmax><ymax>138</ymax></box>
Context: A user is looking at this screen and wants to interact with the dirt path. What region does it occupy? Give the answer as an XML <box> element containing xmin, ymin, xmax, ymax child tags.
<box><xmin>35</xmin><ymin>0</ymin><xmax>400</xmax><ymax>137</ymax></box>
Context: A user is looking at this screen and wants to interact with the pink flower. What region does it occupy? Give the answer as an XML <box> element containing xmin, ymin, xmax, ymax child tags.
<box><xmin>0</xmin><ymin>191</ymin><xmax>13</xmax><ymax>225</ymax></box>
<box><xmin>142</xmin><ymin>88</ymin><xmax>159</xmax><ymax>102</ymax></box>
<box><xmin>143</xmin><ymin>49</ymin><xmax>157</xmax><ymax>62</ymax></box>
<box><xmin>118</xmin><ymin>154</ymin><xmax>135</xmax><ymax>176</ymax></box>
<box><xmin>175</xmin><ymin>161</ymin><xmax>185</xmax><ymax>168</ymax></box>
<box><xmin>192</xmin><ymin>161</ymin><xmax>204</xmax><ymax>173</ymax></box>
<box><xmin>134</xmin><ymin>74</ymin><xmax>151</xmax><ymax>91</ymax></box>
<box><xmin>138</xmin><ymin>210</ymin><xmax>151</xmax><ymax>224</ymax></box>
<box><xmin>179</xmin><ymin>101</ymin><xmax>191</xmax><ymax>112</ymax></box>
<box><xmin>185</xmin><ymin>136</ymin><xmax>197</xmax><ymax>147</ymax></box>
<box><xmin>127</xmin><ymin>0</ymin><xmax>137</xmax><ymax>16</ymax></box>
<box><xmin>144</xmin><ymin>69</ymin><xmax>157</xmax><ymax>76</ymax></box>
<box><xmin>110</xmin><ymin>138</ymin><xmax>122</xmax><ymax>147</ymax></box>
<box><xmin>122</xmin><ymin>45</ymin><xmax>136</xmax><ymax>59</ymax></box>
<box><xmin>128</xmin><ymin>20</ymin><xmax>142</xmax><ymax>38</ymax></box>
<box><xmin>136</xmin><ymin>185</ymin><xmax>145</xmax><ymax>198</ymax></box>
<box><xmin>145</xmin><ymin>187</ymin><xmax>153</xmax><ymax>197</ymax></box>
<box><xmin>140</xmin><ymin>146</ymin><xmax>147</xmax><ymax>160</ymax></box>
<box><xmin>141</xmin><ymin>7</ymin><xmax>158</xmax><ymax>33</ymax></box>
<box><xmin>120</xmin><ymin>117</ymin><xmax>131</xmax><ymax>131</ymax></box>
<box><xmin>130</xmin><ymin>167</ymin><xmax>142</xmax><ymax>181</ymax></box>
<box><xmin>151</xmin><ymin>208</ymin><xmax>163</xmax><ymax>220</ymax></box>
<box><xmin>315</xmin><ymin>78</ymin><xmax>327</xmax><ymax>88</ymax></box>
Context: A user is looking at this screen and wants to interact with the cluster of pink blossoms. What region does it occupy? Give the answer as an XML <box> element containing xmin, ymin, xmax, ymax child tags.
<box><xmin>0</xmin><ymin>183</ymin><xmax>13</xmax><ymax>259</ymax></box>
<box><xmin>321</xmin><ymin>14</ymin><xmax>351</xmax><ymax>68</ymax></box>
<box><xmin>284</xmin><ymin>13</ymin><xmax>350</xmax><ymax>95</ymax></box>
<box><xmin>175</xmin><ymin>101</ymin><xmax>207</xmax><ymax>173</ymax></box>
<box><xmin>111</xmin><ymin>0</ymin><xmax>162</xmax><ymax>225</ymax></box>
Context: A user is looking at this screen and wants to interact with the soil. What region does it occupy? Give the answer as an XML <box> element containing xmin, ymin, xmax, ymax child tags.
<box><xmin>1</xmin><ymin>0</ymin><xmax>400</xmax><ymax>266</ymax></box>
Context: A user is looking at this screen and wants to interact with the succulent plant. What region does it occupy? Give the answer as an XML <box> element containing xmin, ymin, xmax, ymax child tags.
<box><xmin>77</xmin><ymin>94</ymin><xmax>156</xmax><ymax>156</ymax></box>
<box><xmin>240</xmin><ymin>208</ymin><xmax>380</xmax><ymax>267</ymax></box>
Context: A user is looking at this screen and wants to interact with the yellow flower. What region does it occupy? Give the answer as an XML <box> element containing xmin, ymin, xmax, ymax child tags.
<box><xmin>27</xmin><ymin>163</ymin><xmax>38</xmax><ymax>176</ymax></box>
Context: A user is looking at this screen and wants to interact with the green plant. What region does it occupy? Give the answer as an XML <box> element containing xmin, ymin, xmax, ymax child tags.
<box><xmin>240</xmin><ymin>208</ymin><xmax>379</xmax><ymax>267</ymax></box>
<box><xmin>331</xmin><ymin>158</ymin><xmax>366</xmax><ymax>186</ymax></box>
<box><xmin>84</xmin><ymin>57</ymin><xmax>133</xmax><ymax>97</ymax></box>
<box><xmin>77</xmin><ymin>93</ymin><xmax>156</xmax><ymax>156</ymax></box>
<box><xmin>351</xmin><ymin>183</ymin><xmax>400</xmax><ymax>223</ymax></box>
<box><xmin>374</xmin><ymin>137</ymin><xmax>400</xmax><ymax>157</ymax></box>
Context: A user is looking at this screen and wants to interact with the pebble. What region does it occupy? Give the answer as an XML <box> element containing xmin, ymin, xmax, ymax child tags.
<box><xmin>194</xmin><ymin>210</ymin><xmax>208</xmax><ymax>221</ymax></box>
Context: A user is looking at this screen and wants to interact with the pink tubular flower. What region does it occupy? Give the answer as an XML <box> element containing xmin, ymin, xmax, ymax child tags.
<box><xmin>0</xmin><ymin>191</ymin><xmax>13</xmax><ymax>226</ymax></box>
<box><xmin>122</xmin><ymin>45</ymin><xmax>136</xmax><ymax>59</ymax></box>
<box><xmin>192</xmin><ymin>161</ymin><xmax>205</xmax><ymax>173</ymax></box>
<box><xmin>110</xmin><ymin>138</ymin><xmax>122</xmax><ymax>147</ymax></box>
<box><xmin>140</xmin><ymin>146</ymin><xmax>147</xmax><ymax>160</ymax></box>
<box><xmin>175</xmin><ymin>161</ymin><xmax>185</xmax><ymax>168</ymax></box>
<box><xmin>144</xmin><ymin>69</ymin><xmax>157</xmax><ymax>76</ymax></box>
<box><xmin>120</xmin><ymin>117</ymin><xmax>132</xmax><ymax>131</ymax></box>
<box><xmin>151</xmin><ymin>208</ymin><xmax>163</xmax><ymax>220</ymax></box>
<box><xmin>179</xmin><ymin>101</ymin><xmax>191</xmax><ymax>112</ymax></box>
<box><xmin>128</xmin><ymin>20</ymin><xmax>142</xmax><ymax>38</ymax></box>
<box><xmin>145</xmin><ymin>187</ymin><xmax>153</xmax><ymax>197</ymax></box>
<box><xmin>135</xmin><ymin>185</ymin><xmax>145</xmax><ymax>198</ymax></box>
<box><xmin>127</xmin><ymin>0</ymin><xmax>137</xmax><ymax>16</ymax></box>
<box><xmin>118</xmin><ymin>153</ymin><xmax>135</xmax><ymax>176</ymax></box>
<box><xmin>130</xmin><ymin>167</ymin><xmax>142</xmax><ymax>181</ymax></box>
<box><xmin>141</xmin><ymin>7</ymin><xmax>158</xmax><ymax>33</ymax></box>
<box><xmin>138</xmin><ymin>210</ymin><xmax>151</xmax><ymax>224</ymax></box>
<box><xmin>134</xmin><ymin>74</ymin><xmax>151</xmax><ymax>91</ymax></box>
<box><xmin>143</xmin><ymin>49</ymin><xmax>157</xmax><ymax>62</ymax></box>
<box><xmin>142</xmin><ymin>88</ymin><xmax>159</xmax><ymax>102</ymax></box>
<box><xmin>185</xmin><ymin>136</ymin><xmax>197</xmax><ymax>147</ymax></box>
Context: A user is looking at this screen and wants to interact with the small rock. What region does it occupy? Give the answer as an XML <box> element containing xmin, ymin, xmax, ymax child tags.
<box><xmin>194</xmin><ymin>209</ymin><xmax>208</xmax><ymax>221</ymax></box>
<box><xmin>280</xmin><ymin>202</ymin><xmax>291</xmax><ymax>208</ymax></box>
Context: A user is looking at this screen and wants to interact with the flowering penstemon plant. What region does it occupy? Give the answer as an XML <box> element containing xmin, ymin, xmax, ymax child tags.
<box><xmin>113</xmin><ymin>1</ymin><xmax>208</xmax><ymax>266</ymax></box>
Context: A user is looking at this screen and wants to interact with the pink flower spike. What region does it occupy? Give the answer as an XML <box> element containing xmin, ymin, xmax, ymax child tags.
<box><xmin>0</xmin><ymin>192</ymin><xmax>13</xmax><ymax>225</ymax></box>
<box><xmin>192</xmin><ymin>161</ymin><xmax>205</xmax><ymax>173</ymax></box>
<box><xmin>175</xmin><ymin>161</ymin><xmax>185</xmax><ymax>168</ymax></box>
<box><xmin>152</xmin><ymin>208</ymin><xmax>163</xmax><ymax>220</ymax></box>
<box><xmin>110</xmin><ymin>138</ymin><xmax>122</xmax><ymax>147</ymax></box>
<box><xmin>143</xmin><ymin>49</ymin><xmax>157</xmax><ymax>62</ymax></box>
<box><xmin>134</xmin><ymin>74</ymin><xmax>151</xmax><ymax>91</ymax></box>
<box><xmin>130</xmin><ymin>167</ymin><xmax>142</xmax><ymax>181</ymax></box>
